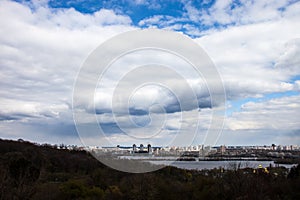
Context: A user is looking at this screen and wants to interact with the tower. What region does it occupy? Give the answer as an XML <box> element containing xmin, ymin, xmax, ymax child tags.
<box><xmin>140</xmin><ymin>144</ymin><xmax>144</xmax><ymax>152</ymax></box>
<box><xmin>147</xmin><ymin>144</ymin><xmax>152</xmax><ymax>153</ymax></box>
<box><xmin>133</xmin><ymin>144</ymin><xmax>137</xmax><ymax>152</ymax></box>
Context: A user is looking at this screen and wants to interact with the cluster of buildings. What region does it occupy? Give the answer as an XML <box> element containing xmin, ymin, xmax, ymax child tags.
<box><xmin>18</xmin><ymin>139</ymin><xmax>300</xmax><ymax>159</ymax></box>
<box><xmin>87</xmin><ymin>144</ymin><xmax>300</xmax><ymax>157</ymax></box>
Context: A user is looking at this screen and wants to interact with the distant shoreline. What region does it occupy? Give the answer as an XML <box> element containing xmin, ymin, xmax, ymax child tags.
<box><xmin>118</xmin><ymin>155</ymin><xmax>299</xmax><ymax>165</ymax></box>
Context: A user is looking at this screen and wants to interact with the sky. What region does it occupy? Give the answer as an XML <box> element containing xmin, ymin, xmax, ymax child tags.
<box><xmin>0</xmin><ymin>0</ymin><xmax>300</xmax><ymax>147</ymax></box>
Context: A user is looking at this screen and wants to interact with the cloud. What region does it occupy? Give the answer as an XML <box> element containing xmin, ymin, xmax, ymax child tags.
<box><xmin>133</xmin><ymin>0</ymin><xmax>161</xmax><ymax>9</ymax></box>
<box><xmin>226</xmin><ymin>95</ymin><xmax>300</xmax><ymax>130</ymax></box>
<box><xmin>138</xmin><ymin>15</ymin><xmax>186</xmax><ymax>28</ymax></box>
<box><xmin>275</xmin><ymin>38</ymin><xmax>300</xmax><ymax>75</ymax></box>
<box><xmin>184</xmin><ymin>0</ymin><xmax>295</xmax><ymax>26</ymax></box>
<box><xmin>195</xmin><ymin>18</ymin><xmax>300</xmax><ymax>99</ymax></box>
<box><xmin>0</xmin><ymin>0</ymin><xmax>134</xmax><ymax>141</ymax></box>
<box><xmin>294</xmin><ymin>80</ymin><xmax>300</xmax><ymax>91</ymax></box>
<box><xmin>218</xmin><ymin>129</ymin><xmax>300</xmax><ymax>146</ymax></box>
<box><xmin>137</xmin><ymin>0</ymin><xmax>300</xmax><ymax>38</ymax></box>
<box><xmin>1</xmin><ymin>0</ymin><xmax>300</xmax><ymax>146</ymax></box>
<box><xmin>77</xmin><ymin>49</ymin><xmax>215</xmax><ymax>121</ymax></box>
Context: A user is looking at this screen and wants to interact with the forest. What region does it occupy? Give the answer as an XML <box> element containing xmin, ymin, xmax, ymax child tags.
<box><xmin>0</xmin><ymin>138</ymin><xmax>299</xmax><ymax>200</ymax></box>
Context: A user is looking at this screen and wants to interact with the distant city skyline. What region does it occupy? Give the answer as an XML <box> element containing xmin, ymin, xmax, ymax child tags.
<box><xmin>12</xmin><ymin>138</ymin><xmax>300</xmax><ymax>150</ymax></box>
<box><xmin>0</xmin><ymin>0</ymin><xmax>300</xmax><ymax>146</ymax></box>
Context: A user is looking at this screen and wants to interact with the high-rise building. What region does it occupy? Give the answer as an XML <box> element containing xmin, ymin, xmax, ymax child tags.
<box><xmin>133</xmin><ymin>144</ymin><xmax>137</xmax><ymax>152</ymax></box>
<box><xmin>147</xmin><ymin>144</ymin><xmax>152</xmax><ymax>153</ymax></box>
<box><xmin>140</xmin><ymin>144</ymin><xmax>144</xmax><ymax>152</ymax></box>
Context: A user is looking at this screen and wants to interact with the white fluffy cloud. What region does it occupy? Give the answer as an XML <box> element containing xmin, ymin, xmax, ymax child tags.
<box><xmin>0</xmin><ymin>0</ymin><xmax>135</xmax><ymax>142</ymax></box>
<box><xmin>226</xmin><ymin>95</ymin><xmax>300</xmax><ymax>130</ymax></box>
<box><xmin>185</xmin><ymin>0</ymin><xmax>295</xmax><ymax>26</ymax></box>
<box><xmin>196</xmin><ymin>17</ymin><xmax>300</xmax><ymax>99</ymax></box>
<box><xmin>0</xmin><ymin>0</ymin><xmax>134</xmax><ymax>112</ymax></box>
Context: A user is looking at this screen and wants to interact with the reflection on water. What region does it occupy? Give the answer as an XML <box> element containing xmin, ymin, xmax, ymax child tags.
<box><xmin>147</xmin><ymin>160</ymin><xmax>297</xmax><ymax>170</ymax></box>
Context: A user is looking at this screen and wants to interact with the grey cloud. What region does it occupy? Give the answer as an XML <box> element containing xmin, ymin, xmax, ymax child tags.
<box><xmin>128</xmin><ymin>107</ymin><xmax>149</xmax><ymax>116</ymax></box>
<box><xmin>100</xmin><ymin>122</ymin><xmax>123</xmax><ymax>134</ymax></box>
<box><xmin>275</xmin><ymin>38</ymin><xmax>300</xmax><ymax>75</ymax></box>
<box><xmin>0</xmin><ymin>114</ymin><xmax>20</xmax><ymax>121</ymax></box>
<box><xmin>95</xmin><ymin>108</ymin><xmax>112</xmax><ymax>115</ymax></box>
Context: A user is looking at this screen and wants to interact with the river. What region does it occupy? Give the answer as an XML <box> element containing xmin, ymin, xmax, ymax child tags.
<box><xmin>147</xmin><ymin>160</ymin><xmax>297</xmax><ymax>170</ymax></box>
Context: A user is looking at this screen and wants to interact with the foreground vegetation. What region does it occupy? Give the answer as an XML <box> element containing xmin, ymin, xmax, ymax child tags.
<box><xmin>0</xmin><ymin>139</ymin><xmax>299</xmax><ymax>200</ymax></box>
